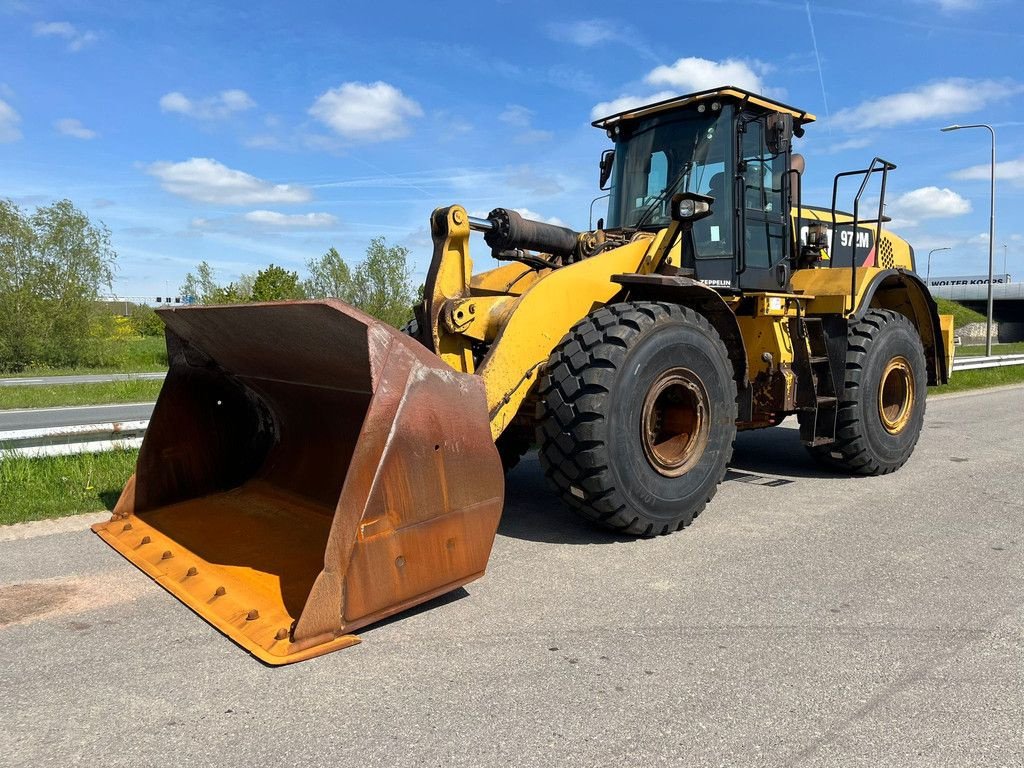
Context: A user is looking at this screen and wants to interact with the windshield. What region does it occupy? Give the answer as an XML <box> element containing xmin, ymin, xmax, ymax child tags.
<box><xmin>605</xmin><ymin>109</ymin><xmax>731</xmax><ymax>231</ymax></box>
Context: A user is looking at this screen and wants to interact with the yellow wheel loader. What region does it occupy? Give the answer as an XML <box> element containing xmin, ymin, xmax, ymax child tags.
<box><xmin>93</xmin><ymin>87</ymin><xmax>955</xmax><ymax>664</ymax></box>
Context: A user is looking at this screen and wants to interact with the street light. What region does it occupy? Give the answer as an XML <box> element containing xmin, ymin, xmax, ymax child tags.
<box><xmin>941</xmin><ymin>123</ymin><xmax>996</xmax><ymax>355</ymax></box>
<box><xmin>926</xmin><ymin>247</ymin><xmax>950</xmax><ymax>284</ymax></box>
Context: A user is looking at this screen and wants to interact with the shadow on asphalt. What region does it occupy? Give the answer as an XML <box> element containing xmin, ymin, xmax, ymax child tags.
<box><xmin>730</xmin><ymin>426</ymin><xmax>844</xmax><ymax>480</ymax></box>
<box><xmin>356</xmin><ymin>587</ymin><xmax>471</xmax><ymax>638</ymax></box>
<box><xmin>497</xmin><ymin>427</ymin><xmax>844</xmax><ymax>545</ymax></box>
<box><xmin>497</xmin><ymin>457</ymin><xmax>637</xmax><ymax>546</ymax></box>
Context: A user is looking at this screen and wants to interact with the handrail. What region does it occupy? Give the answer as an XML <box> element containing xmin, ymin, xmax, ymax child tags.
<box><xmin>829</xmin><ymin>157</ymin><xmax>897</xmax><ymax>312</ymax></box>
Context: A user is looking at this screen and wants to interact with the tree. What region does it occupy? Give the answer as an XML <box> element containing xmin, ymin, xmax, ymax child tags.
<box><xmin>0</xmin><ymin>199</ymin><xmax>116</xmax><ymax>372</ymax></box>
<box><xmin>180</xmin><ymin>262</ymin><xmax>255</xmax><ymax>304</ymax></box>
<box><xmin>304</xmin><ymin>240</ymin><xmax>413</xmax><ymax>327</ymax></box>
<box><xmin>251</xmin><ymin>264</ymin><xmax>306</xmax><ymax>302</ymax></box>
<box><xmin>304</xmin><ymin>247</ymin><xmax>353</xmax><ymax>302</ymax></box>
<box><xmin>349</xmin><ymin>237</ymin><xmax>414</xmax><ymax>327</ymax></box>
<box><xmin>180</xmin><ymin>261</ymin><xmax>221</xmax><ymax>305</ymax></box>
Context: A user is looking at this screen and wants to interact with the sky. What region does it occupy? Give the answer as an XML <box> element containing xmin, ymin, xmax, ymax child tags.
<box><xmin>2</xmin><ymin>0</ymin><xmax>1023</xmax><ymax>301</ymax></box>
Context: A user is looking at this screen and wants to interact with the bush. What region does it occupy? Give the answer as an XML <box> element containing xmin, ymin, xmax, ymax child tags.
<box><xmin>0</xmin><ymin>199</ymin><xmax>116</xmax><ymax>373</ymax></box>
<box><xmin>128</xmin><ymin>304</ymin><xmax>164</xmax><ymax>337</ymax></box>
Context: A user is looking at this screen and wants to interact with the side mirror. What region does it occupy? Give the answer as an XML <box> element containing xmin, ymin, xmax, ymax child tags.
<box><xmin>670</xmin><ymin>192</ymin><xmax>714</xmax><ymax>225</ymax></box>
<box><xmin>767</xmin><ymin>113</ymin><xmax>794</xmax><ymax>155</ymax></box>
<box><xmin>599</xmin><ymin>149</ymin><xmax>615</xmax><ymax>190</ymax></box>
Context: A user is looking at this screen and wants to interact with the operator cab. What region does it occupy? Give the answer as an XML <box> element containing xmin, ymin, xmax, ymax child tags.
<box><xmin>593</xmin><ymin>87</ymin><xmax>815</xmax><ymax>293</ymax></box>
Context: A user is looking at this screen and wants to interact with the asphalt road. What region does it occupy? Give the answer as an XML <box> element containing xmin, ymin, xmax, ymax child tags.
<box><xmin>0</xmin><ymin>402</ymin><xmax>155</xmax><ymax>431</ymax></box>
<box><xmin>0</xmin><ymin>372</ymin><xmax>165</xmax><ymax>387</ymax></box>
<box><xmin>1</xmin><ymin>386</ymin><xmax>1021</xmax><ymax>767</ymax></box>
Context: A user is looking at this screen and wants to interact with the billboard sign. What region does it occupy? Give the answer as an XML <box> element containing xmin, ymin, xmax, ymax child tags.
<box><xmin>926</xmin><ymin>274</ymin><xmax>1011</xmax><ymax>287</ymax></box>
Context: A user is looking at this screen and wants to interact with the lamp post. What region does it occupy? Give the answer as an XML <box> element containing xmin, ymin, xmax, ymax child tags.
<box><xmin>941</xmin><ymin>123</ymin><xmax>996</xmax><ymax>355</ymax></box>
<box><xmin>926</xmin><ymin>247</ymin><xmax>950</xmax><ymax>284</ymax></box>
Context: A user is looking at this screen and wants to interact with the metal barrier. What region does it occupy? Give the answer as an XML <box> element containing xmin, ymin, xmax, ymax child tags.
<box><xmin>1</xmin><ymin>354</ymin><xmax>1021</xmax><ymax>458</ymax></box>
<box><xmin>0</xmin><ymin>421</ymin><xmax>147</xmax><ymax>458</ymax></box>
<box><xmin>951</xmin><ymin>353</ymin><xmax>1024</xmax><ymax>371</ymax></box>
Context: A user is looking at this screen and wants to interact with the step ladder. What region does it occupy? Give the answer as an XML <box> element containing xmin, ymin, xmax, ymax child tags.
<box><xmin>796</xmin><ymin>317</ymin><xmax>838</xmax><ymax>446</ymax></box>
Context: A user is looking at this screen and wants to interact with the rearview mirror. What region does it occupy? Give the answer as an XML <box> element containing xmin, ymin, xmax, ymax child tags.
<box><xmin>599</xmin><ymin>149</ymin><xmax>614</xmax><ymax>190</ymax></box>
<box><xmin>767</xmin><ymin>113</ymin><xmax>794</xmax><ymax>155</ymax></box>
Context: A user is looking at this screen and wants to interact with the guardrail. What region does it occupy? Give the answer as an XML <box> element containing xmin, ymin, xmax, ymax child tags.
<box><xmin>0</xmin><ymin>421</ymin><xmax>147</xmax><ymax>458</ymax></box>
<box><xmin>951</xmin><ymin>353</ymin><xmax>1024</xmax><ymax>371</ymax></box>
<box><xmin>0</xmin><ymin>372</ymin><xmax>165</xmax><ymax>388</ymax></box>
<box><xmin>1</xmin><ymin>354</ymin><xmax>1021</xmax><ymax>458</ymax></box>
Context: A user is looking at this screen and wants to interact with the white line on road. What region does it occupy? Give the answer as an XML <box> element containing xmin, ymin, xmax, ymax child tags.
<box><xmin>0</xmin><ymin>402</ymin><xmax>155</xmax><ymax>416</ymax></box>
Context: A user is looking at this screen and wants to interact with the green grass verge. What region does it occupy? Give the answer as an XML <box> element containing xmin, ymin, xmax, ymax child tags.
<box><xmin>934</xmin><ymin>297</ymin><xmax>986</xmax><ymax>328</ymax></box>
<box><xmin>0</xmin><ymin>379</ymin><xmax>164</xmax><ymax>410</ymax></box>
<box><xmin>6</xmin><ymin>336</ymin><xmax>168</xmax><ymax>378</ymax></box>
<box><xmin>930</xmin><ymin>363</ymin><xmax>1024</xmax><ymax>394</ymax></box>
<box><xmin>0</xmin><ymin>360</ymin><xmax>1020</xmax><ymax>526</ymax></box>
<box><xmin>0</xmin><ymin>448</ymin><xmax>137</xmax><ymax>525</ymax></box>
<box><xmin>956</xmin><ymin>341</ymin><xmax>1024</xmax><ymax>357</ymax></box>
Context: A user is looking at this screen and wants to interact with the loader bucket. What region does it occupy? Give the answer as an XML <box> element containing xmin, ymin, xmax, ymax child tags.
<box><xmin>92</xmin><ymin>300</ymin><xmax>504</xmax><ymax>665</ymax></box>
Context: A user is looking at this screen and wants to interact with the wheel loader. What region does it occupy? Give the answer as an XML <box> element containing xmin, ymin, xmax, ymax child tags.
<box><xmin>93</xmin><ymin>86</ymin><xmax>955</xmax><ymax>664</ymax></box>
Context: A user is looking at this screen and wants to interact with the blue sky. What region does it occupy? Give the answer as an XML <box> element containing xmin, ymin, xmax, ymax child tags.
<box><xmin>2</xmin><ymin>0</ymin><xmax>1023</xmax><ymax>300</ymax></box>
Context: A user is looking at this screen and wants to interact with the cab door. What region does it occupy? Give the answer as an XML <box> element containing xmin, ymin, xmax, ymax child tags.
<box><xmin>738</xmin><ymin>118</ymin><xmax>791</xmax><ymax>292</ymax></box>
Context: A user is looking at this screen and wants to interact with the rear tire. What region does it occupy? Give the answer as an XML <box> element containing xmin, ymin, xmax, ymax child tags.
<box><xmin>536</xmin><ymin>302</ymin><xmax>737</xmax><ymax>536</ymax></box>
<box><xmin>805</xmin><ymin>309</ymin><xmax>926</xmax><ymax>475</ymax></box>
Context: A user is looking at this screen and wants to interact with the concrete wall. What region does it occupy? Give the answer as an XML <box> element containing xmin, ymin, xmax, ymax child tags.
<box><xmin>957</xmin><ymin>321</ymin><xmax>1024</xmax><ymax>344</ymax></box>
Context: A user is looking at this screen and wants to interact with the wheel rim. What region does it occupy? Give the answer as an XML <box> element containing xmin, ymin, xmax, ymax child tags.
<box><xmin>878</xmin><ymin>356</ymin><xmax>915</xmax><ymax>435</ymax></box>
<box><xmin>640</xmin><ymin>368</ymin><xmax>710</xmax><ymax>477</ymax></box>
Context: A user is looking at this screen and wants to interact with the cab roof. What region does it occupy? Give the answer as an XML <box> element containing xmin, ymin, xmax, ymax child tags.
<box><xmin>591</xmin><ymin>86</ymin><xmax>817</xmax><ymax>131</ymax></box>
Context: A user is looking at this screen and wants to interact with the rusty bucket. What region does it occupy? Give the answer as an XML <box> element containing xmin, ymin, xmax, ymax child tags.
<box><xmin>92</xmin><ymin>300</ymin><xmax>504</xmax><ymax>664</ymax></box>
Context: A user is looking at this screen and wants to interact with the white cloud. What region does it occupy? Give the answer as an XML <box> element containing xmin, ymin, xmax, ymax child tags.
<box><xmin>499</xmin><ymin>105</ymin><xmax>533</xmax><ymax>128</ymax></box>
<box><xmin>545</xmin><ymin>19</ymin><xmax>619</xmax><ymax>47</ymax></box>
<box><xmin>929</xmin><ymin>0</ymin><xmax>980</xmax><ymax>10</ymax></box>
<box><xmin>833</xmin><ymin>79</ymin><xmax>1019</xmax><ymax>130</ymax></box>
<box><xmin>309</xmin><ymin>81</ymin><xmax>422</xmax><ymax>141</ymax></box>
<box><xmin>645</xmin><ymin>57</ymin><xmax>768</xmax><ymax>94</ymax></box>
<box><xmin>819</xmin><ymin>136</ymin><xmax>872</xmax><ymax>155</ymax></box>
<box><xmin>506</xmin><ymin>166</ymin><xmax>564</xmax><ymax>196</ymax></box>
<box><xmin>0</xmin><ymin>98</ymin><xmax>21</xmax><ymax>142</ymax></box>
<box><xmin>888</xmin><ymin>186</ymin><xmax>972</xmax><ymax>227</ymax></box>
<box><xmin>159</xmin><ymin>89</ymin><xmax>255</xmax><ymax>120</ymax></box>
<box><xmin>32</xmin><ymin>21</ymin><xmax>97</xmax><ymax>52</ymax></box>
<box><xmin>147</xmin><ymin>158</ymin><xmax>312</xmax><ymax>205</ymax></box>
<box><xmin>512</xmin><ymin>208</ymin><xmax>567</xmax><ymax>228</ymax></box>
<box><xmin>952</xmin><ymin>156</ymin><xmax>1024</xmax><ymax>187</ymax></box>
<box><xmin>592</xmin><ymin>57</ymin><xmax>774</xmax><ymax>120</ymax></box>
<box><xmin>498</xmin><ymin>104</ymin><xmax>553</xmax><ymax>143</ymax></box>
<box><xmin>242</xmin><ymin>210</ymin><xmax>337</xmax><ymax>228</ymax></box>
<box><xmin>54</xmin><ymin>118</ymin><xmax>97</xmax><ymax>140</ymax></box>
<box><xmin>592</xmin><ymin>92</ymin><xmax>676</xmax><ymax>120</ymax></box>
<box><xmin>470</xmin><ymin>208</ymin><xmax>567</xmax><ymax>228</ymax></box>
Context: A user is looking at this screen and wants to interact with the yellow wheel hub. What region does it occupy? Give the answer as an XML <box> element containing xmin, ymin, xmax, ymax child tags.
<box><xmin>878</xmin><ymin>356</ymin><xmax>915</xmax><ymax>435</ymax></box>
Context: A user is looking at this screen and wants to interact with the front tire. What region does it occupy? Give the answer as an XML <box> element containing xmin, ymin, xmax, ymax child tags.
<box><xmin>806</xmin><ymin>309</ymin><xmax>927</xmax><ymax>475</ymax></box>
<box><xmin>536</xmin><ymin>302</ymin><xmax>737</xmax><ymax>536</ymax></box>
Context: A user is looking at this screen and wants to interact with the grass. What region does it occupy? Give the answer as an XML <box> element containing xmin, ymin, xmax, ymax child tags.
<box><xmin>0</xmin><ymin>379</ymin><xmax>164</xmax><ymax>410</ymax></box>
<box><xmin>930</xmin><ymin>363</ymin><xmax>1024</xmax><ymax>395</ymax></box>
<box><xmin>956</xmin><ymin>341</ymin><xmax>1024</xmax><ymax>357</ymax></box>
<box><xmin>4</xmin><ymin>336</ymin><xmax>168</xmax><ymax>378</ymax></box>
<box><xmin>935</xmin><ymin>297</ymin><xmax>986</xmax><ymax>328</ymax></box>
<box><xmin>0</xmin><ymin>448</ymin><xmax>137</xmax><ymax>525</ymax></box>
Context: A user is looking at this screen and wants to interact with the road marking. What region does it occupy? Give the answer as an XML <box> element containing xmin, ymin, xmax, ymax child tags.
<box><xmin>0</xmin><ymin>402</ymin><xmax>155</xmax><ymax>416</ymax></box>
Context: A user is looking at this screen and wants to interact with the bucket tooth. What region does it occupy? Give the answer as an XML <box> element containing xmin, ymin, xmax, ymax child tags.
<box><xmin>93</xmin><ymin>300</ymin><xmax>504</xmax><ymax>665</ymax></box>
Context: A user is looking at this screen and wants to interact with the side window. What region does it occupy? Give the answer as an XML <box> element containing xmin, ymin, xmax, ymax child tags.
<box><xmin>742</xmin><ymin>120</ymin><xmax>786</xmax><ymax>269</ymax></box>
<box><xmin>646</xmin><ymin>151</ymin><xmax>667</xmax><ymax>198</ymax></box>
